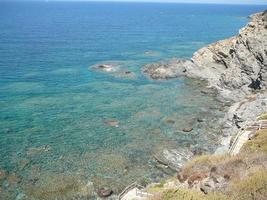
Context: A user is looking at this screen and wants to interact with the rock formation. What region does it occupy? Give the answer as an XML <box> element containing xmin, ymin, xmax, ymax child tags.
<box><xmin>143</xmin><ymin>10</ymin><xmax>267</xmax><ymax>153</ymax></box>
<box><xmin>143</xmin><ymin>10</ymin><xmax>267</xmax><ymax>102</ymax></box>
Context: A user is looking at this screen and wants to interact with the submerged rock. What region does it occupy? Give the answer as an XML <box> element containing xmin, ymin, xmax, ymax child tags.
<box><xmin>7</xmin><ymin>174</ymin><xmax>21</xmax><ymax>185</ymax></box>
<box><xmin>92</xmin><ymin>64</ymin><xmax>119</xmax><ymax>73</ymax></box>
<box><xmin>25</xmin><ymin>173</ymin><xmax>94</xmax><ymax>199</ymax></box>
<box><xmin>0</xmin><ymin>170</ymin><xmax>6</xmax><ymax>181</ymax></box>
<box><xmin>154</xmin><ymin>148</ymin><xmax>193</xmax><ymax>171</ymax></box>
<box><xmin>182</xmin><ymin>127</ymin><xmax>194</xmax><ymax>132</ymax></box>
<box><xmin>114</xmin><ymin>70</ymin><xmax>137</xmax><ymax>79</ymax></box>
<box><xmin>104</xmin><ymin>119</ymin><xmax>120</xmax><ymax>127</ymax></box>
<box><xmin>19</xmin><ymin>159</ymin><xmax>30</xmax><ymax>170</ymax></box>
<box><xmin>26</xmin><ymin>145</ymin><xmax>51</xmax><ymax>156</ymax></box>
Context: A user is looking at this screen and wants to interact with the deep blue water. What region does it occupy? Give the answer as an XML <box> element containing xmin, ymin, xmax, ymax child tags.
<box><xmin>0</xmin><ymin>2</ymin><xmax>266</xmax><ymax>199</ymax></box>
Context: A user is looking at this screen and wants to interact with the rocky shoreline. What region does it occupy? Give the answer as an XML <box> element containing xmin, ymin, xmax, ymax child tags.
<box><xmin>119</xmin><ymin>10</ymin><xmax>267</xmax><ymax>200</ymax></box>
<box><xmin>143</xmin><ymin>10</ymin><xmax>267</xmax><ymax>156</ymax></box>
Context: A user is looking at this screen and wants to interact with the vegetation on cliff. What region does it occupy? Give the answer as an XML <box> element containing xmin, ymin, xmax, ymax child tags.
<box><xmin>148</xmin><ymin>114</ymin><xmax>267</xmax><ymax>200</ymax></box>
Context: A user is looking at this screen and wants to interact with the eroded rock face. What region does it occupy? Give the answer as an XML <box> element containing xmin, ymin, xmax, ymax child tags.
<box><xmin>143</xmin><ymin>11</ymin><xmax>267</xmax><ymax>102</ymax></box>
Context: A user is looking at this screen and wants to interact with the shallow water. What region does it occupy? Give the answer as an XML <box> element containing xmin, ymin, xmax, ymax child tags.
<box><xmin>0</xmin><ymin>2</ymin><xmax>266</xmax><ymax>199</ymax></box>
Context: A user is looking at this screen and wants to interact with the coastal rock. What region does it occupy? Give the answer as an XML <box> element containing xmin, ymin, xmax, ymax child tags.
<box><xmin>154</xmin><ymin>148</ymin><xmax>193</xmax><ymax>171</ymax></box>
<box><xmin>216</xmin><ymin>92</ymin><xmax>267</xmax><ymax>154</ymax></box>
<box><xmin>142</xmin><ymin>59</ymin><xmax>196</xmax><ymax>80</ymax></box>
<box><xmin>97</xmin><ymin>187</ymin><xmax>113</xmax><ymax>198</ymax></box>
<box><xmin>142</xmin><ymin>11</ymin><xmax>267</xmax><ymax>102</ymax></box>
<box><xmin>143</xmin><ymin>10</ymin><xmax>267</xmax><ymax>154</ymax></box>
<box><xmin>91</xmin><ymin>64</ymin><xmax>119</xmax><ymax>73</ymax></box>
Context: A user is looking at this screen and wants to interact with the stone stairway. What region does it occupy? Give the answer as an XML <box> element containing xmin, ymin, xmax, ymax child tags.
<box><xmin>228</xmin><ymin>120</ymin><xmax>267</xmax><ymax>155</ymax></box>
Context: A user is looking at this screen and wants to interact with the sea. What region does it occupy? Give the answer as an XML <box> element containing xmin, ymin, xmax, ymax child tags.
<box><xmin>0</xmin><ymin>1</ymin><xmax>266</xmax><ymax>199</ymax></box>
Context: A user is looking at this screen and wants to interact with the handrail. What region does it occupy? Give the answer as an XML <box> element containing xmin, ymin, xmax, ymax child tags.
<box><xmin>118</xmin><ymin>182</ymin><xmax>143</xmax><ymax>199</ymax></box>
<box><xmin>118</xmin><ymin>182</ymin><xmax>152</xmax><ymax>199</ymax></box>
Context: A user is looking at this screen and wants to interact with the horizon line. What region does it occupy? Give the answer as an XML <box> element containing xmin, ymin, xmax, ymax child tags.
<box><xmin>1</xmin><ymin>0</ymin><xmax>267</xmax><ymax>6</ymax></box>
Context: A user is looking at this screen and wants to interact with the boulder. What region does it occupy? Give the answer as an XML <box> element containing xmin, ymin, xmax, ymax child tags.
<box><xmin>97</xmin><ymin>187</ymin><xmax>113</xmax><ymax>198</ymax></box>
<box><xmin>182</xmin><ymin>127</ymin><xmax>193</xmax><ymax>132</ymax></box>
<box><xmin>154</xmin><ymin>148</ymin><xmax>193</xmax><ymax>171</ymax></box>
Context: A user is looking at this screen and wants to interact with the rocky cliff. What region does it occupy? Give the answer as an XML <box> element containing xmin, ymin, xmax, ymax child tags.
<box><xmin>143</xmin><ymin>10</ymin><xmax>267</xmax><ymax>101</ymax></box>
<box><xmin>143</xmin><ymin>10</ymin><xmax>267</xmax><ymax>153</ymax></box>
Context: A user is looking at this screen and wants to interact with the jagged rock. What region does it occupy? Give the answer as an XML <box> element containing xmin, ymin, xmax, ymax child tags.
<box><xmin>142</xmin><ymin>11</ymin><xmax>267</xmax><ymax>102</ymax></box>
<box><xmin>142</xmin><ymin>59</ymin><xmax>196</xmax><ymax>80</ymax></box>
<box><xmin>154</xmin><ymin>148</ymin><xmax>193</xmax><ymax>171</ymax></box>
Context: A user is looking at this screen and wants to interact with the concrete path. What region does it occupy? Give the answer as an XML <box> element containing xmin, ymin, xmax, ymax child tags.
<box><xmin>229</xmin><ymin>120</ymin><xmax>267</xmax><ymax>155</ymax></box>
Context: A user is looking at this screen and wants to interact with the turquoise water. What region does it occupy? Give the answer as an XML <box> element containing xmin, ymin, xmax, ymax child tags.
<box><xmin>0</xmin><ymin>2</ymin><xmax>266</xmax><ymax>199</ymax></box>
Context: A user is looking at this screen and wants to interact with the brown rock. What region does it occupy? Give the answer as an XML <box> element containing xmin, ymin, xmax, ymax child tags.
<box><xmin>8</xmin><ymin>174</ymin><xmax>21</xmax><ymax>185</ymax></box>
<box><xmin>104</xmin><ymin>119</ymin><xmax>119</xmax><ymax>127</ymax></box>
<box><xmin>97</xmin><ymin>187</ymin><xmax>113</xmax><ymax>198</ymax></box>
<box><xmin>182</xmin><ymin>127</ymin><xmax>193</xmax><ymax>132</ymax></box>
<box><xmin>165</xmin><ymin>119</ymin><xmax>175</xmax><ymax>124</ymax></box>
<box><xmin>177</xmin><ymin>172</ymin><xmax>188</xmax><ymax>183</ymax></box>
<box><xmin>187</xmin><ymin>173</ymin><xmax>208</xmax><ymax>186</ymax></box>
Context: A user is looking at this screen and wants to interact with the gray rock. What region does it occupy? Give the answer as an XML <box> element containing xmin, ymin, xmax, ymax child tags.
<box><xmin>143</xmin><ymin>11</ymin><xmax>267</xmax><ymax>102</ymax></box>
<box><xmin>143</xmin><ymin>10</ymin><xmax>267</xmax><ymax>155</ymax></box>
<box><xmin>91</xmin><ymin>63</ymin><xmax>119</xmax><ymax>73</ymax></box>
<box><xmin>154</xmin><ymin>148</ymin><xmax>193</xmax><ymax>171</ymax></box>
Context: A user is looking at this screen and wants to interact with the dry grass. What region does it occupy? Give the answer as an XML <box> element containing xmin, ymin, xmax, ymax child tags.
<box><xmin>149</xmin><ymin>188</ymin><xmax>228</xmax><ymax>200</ymax></box>
<box><xmin>257</xmin><ymin>113</ymin><xmax>267</xmax><ymax>120</ymax></box>
<box><xmin>230</xmin><ymin>170</ymin><xmax>267</xmax><ymax>200</ymax></box>
<box><xmin>148</xmin><ymin>117</ymin><xmax>267</xmax><ymax>200</ymax></box>
<box><xmin>177</xmin><ymin>154</ymin><xmax>249</xmax><ymax>186</ymax></box>
<box><xmin>242</xmin><ymin>129</ymin><xmax>267</xmax><ymax>154</ymax></box>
